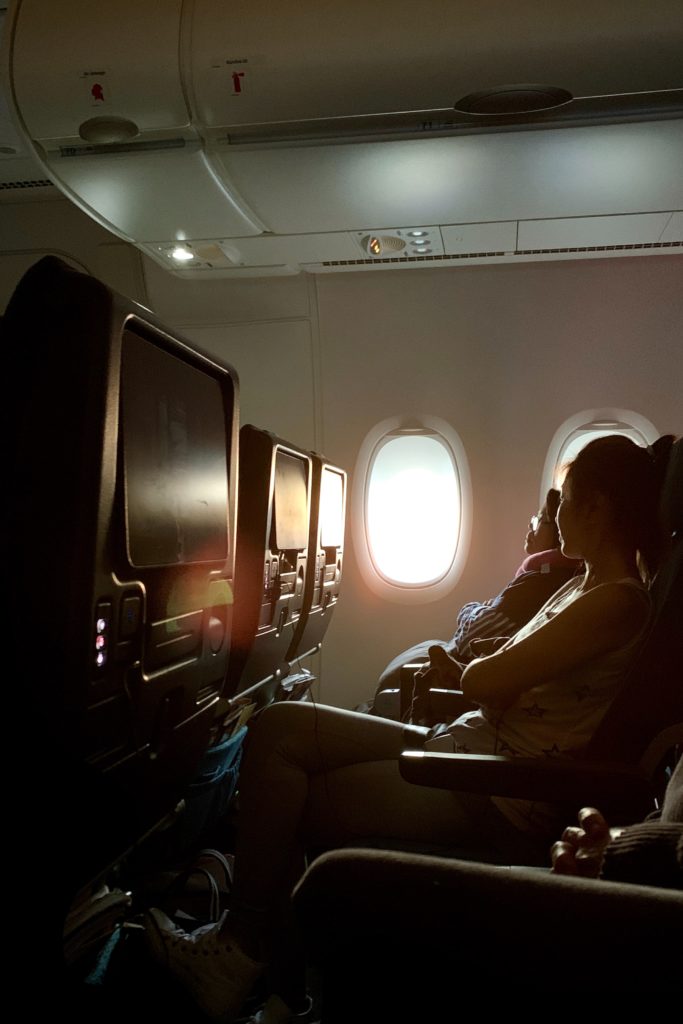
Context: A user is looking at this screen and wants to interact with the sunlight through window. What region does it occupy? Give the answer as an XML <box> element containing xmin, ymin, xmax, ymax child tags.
<box><xmin>367</xmin><ymin>434</ymin><xmax>460</xmax><ymax>585</ymax></box>
<box><xmin>542</xmin><ymin>410</ymin><xmax>659</xmax><ymax>501</ymax></box>
<box><xmin>554</xmin><ymin>423</ymin><xmax>650</xmax><ymax>487</ymax></box>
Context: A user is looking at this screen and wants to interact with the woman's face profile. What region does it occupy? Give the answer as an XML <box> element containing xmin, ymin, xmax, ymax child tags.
<box><xmin>556</xmin><ymin>478</ymin><xmax>583</xmax><ymax>559</ymax></box>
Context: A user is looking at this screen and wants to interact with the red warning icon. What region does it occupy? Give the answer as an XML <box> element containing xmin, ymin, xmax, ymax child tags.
<box><xmin>231</xmin><ymin>71</ymin><xmax>245</xmax><ymax>94</ymax></box>
<box><xmin>91</xmin><ymin>83</ymin><xmax>105</xmax><ymax>102</ymax></box>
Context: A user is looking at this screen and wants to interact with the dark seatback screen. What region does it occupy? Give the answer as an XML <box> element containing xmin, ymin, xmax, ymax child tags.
<box><xmin>122</xmin><ymin>328</ymin><xmax>229</xmax><ymax>567</ymax></box>
<box><xmin>273</xmin><ymin>451</ymin><xmax>308</xmax><ymax>550</ymax></box>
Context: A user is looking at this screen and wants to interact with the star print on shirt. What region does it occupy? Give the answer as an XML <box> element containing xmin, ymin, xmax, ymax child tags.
<box><xmin>497</xmin><ymin>740</ymin><xmax>519</xmax><ymax>756</ymax></box>
<box><xmin>522</xmin><ymin>702</ymin><xmax>547</xmax><ymax>717</ymax></box>
<box><xmin>455</xmin><ymin>743</ymin><xmax>471</xmax><ymax>753</ymax></box>
<box><xmin>574</xmin><ymin>684</ymin><xmax>592</xmax><ymax>701</ymax></box>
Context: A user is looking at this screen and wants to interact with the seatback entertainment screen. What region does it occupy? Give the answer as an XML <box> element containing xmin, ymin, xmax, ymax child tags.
<box><xmin>122</xmin><ymin>329</ymin><xmax>229</xmax><ymax>567</ymax></box>
<box><xmin>273</xmin><ymin>450</ymin><xmax>309</xmax><ymax>551</ymax></box>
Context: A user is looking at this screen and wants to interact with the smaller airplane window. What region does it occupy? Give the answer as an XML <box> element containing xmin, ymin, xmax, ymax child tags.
<box><xmin>543</xmin><ymin>410</ymin><xmax>659</xmax><ymax>496</ymax></box>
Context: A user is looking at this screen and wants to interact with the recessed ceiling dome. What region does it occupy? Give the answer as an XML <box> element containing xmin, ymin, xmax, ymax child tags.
<box><xmin>454</xmin><ymin>85</ymin><xmax>573</xmax><ymax>115</ymax></box>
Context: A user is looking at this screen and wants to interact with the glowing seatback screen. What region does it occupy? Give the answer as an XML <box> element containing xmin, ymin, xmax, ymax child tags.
<box><xmin>273</xmin><ymin>451</ymin><xmax>308</xmax><ymax>550</ymax></box>
<box><xmin>122</xmin><ymin>329</ymin><xmax>229</xmax><ymax>567</ymax></box>
<box><xmin>320</xmin><ymin>468</ymin><xmax>344</xmax><ymax>547</ymax></box>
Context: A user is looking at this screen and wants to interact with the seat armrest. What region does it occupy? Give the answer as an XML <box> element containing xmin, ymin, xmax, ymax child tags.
<box><xmin>398</xmin><ymin>660</ymin><xmax>428</xmax><ymax>718</ymax></box>
<box><xmin>397</xmin><ymin>664</ymin><xmax>474</xmax><ymax>723</ymax></box>
<box><xmin>293</xmin><ymin>849</ymin><xmax>683</xmax><ymax>1004</ymax></box>
<box><xmin>399</xmin><ymin>750</ymin><xmax>655</xmax><ymax>819</ymax></box>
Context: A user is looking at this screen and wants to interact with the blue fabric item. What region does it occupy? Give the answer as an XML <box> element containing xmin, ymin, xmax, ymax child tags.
<box><xmin>171</xmin><ymin>726</ymin><xmax>248</xmax><ymax>854</ymax></box>
<box><xmin>84</xmin><ymin>927</ymin><xmax>122</xmax><ymax>987</ymax></box>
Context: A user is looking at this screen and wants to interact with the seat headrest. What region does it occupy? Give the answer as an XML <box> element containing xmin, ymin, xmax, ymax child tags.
<box><xmin>661</xmin><ymin>437</ymin><xmax>683</xmax><ymax>538</ymax></box>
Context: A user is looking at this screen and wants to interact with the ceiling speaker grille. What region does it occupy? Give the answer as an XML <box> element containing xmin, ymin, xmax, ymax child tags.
<box><xmin>0</xmin><ymin>178</ymin><xmax>54</xmax><ymax>190</ymax></box>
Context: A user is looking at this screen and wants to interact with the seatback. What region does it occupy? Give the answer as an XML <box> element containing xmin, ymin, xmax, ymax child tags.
<box><xmin>5</xmin><ymin>257</ymin><xmax>239</xmax><ymax>897</ymax></box>
<box><xmin>227</xmin><ymin>425</ymin><xmax>313</xmax><ymax>699</ymax></box>
<box><xmin>286</xmin><ymin>455</ymin><xmax>347</xmax><ymax>663</ymax></box>
<box><xmin>586</xmin><ymin>437</ymin><xmax>683</xmax><ymax>767</ymax></box>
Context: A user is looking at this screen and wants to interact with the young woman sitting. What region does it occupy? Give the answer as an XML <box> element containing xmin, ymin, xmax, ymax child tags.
<box><xmin>145</xmin><ymin>433</ymin><xmax>674</xmax><ymax>1022</ymax></box>
<box><xmin>372</xmin><ymin>486</ymin><xmax>581</xmax><ymax>716</ymax></box>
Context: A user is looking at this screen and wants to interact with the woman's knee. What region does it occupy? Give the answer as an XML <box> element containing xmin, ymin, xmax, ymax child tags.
<box><xmin>247</xmin><ymin>700</ymin><xmax>317</xmax><ymax>753</ymax></box>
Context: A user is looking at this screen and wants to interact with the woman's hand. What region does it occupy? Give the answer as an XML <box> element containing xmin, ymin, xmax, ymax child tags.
<box><xmin>551</xmin><ymin>806</ymin><xmax>622</xmax><ymax>878</ymax></box>
<box><xmin>427</xmin><ymin>645</ymin><xmax>464</xmax><ymax>685</ymax></box>
<box><xmin>469</xmin><ymin>636</ymin><xmax>508</xmax><ymax>658</ymax></box>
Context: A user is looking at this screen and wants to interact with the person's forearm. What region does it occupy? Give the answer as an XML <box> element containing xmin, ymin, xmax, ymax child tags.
<box><xmin>460</xmin><ymin>655</ymin><xmax>515</xmax><ymax>710</ymax></box>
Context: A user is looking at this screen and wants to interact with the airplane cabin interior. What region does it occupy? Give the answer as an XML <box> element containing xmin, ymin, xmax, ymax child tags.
<box><xmin>1</xmin><ymin>0</ymin><xmax>682</xmax><ymax>1015</ymax></box>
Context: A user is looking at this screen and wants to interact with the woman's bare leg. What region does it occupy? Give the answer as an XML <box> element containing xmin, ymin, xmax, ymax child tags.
<box><xmin>229</xmin><ymin>700</ymin><xmax>484</xmax><ymax>943</ymax></box>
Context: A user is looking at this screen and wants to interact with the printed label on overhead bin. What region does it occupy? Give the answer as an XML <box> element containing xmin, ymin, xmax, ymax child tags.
<box><xmin>209</xmin><ymin>56</ymin><xmax>266</xmax><ymax>97</ymax></box>
<box><xmin>231</xmin><ymin>70</ymin><xmax>246</xmax><ymax>94</ymax></box>
<box><xmin>79</xmin><ymin>69</ymin><xmax>111</xmax><ymax>107</ymax></box>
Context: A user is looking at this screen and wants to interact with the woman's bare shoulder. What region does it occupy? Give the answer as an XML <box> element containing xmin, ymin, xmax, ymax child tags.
<box><xmin>571</xmin><ymin>577</ymin><xmax>650</xmax><ymax>637</ymax></box>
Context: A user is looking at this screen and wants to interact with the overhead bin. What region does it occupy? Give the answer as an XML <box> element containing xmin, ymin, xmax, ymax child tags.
<box><xmin>215</xmin><ymin>123</ymin><xmax>683</xmax><ymax>234</ymax></box>
<box><xmin>38</xmin><ymin>147</ymin><xmax>264</xmax><ymax>242</ymax></box>
<box><xmin>6</xmin><ymin>0</ymin><xmax>265</xmax><ymax>242</ymax></box>
<box><xmin>5</xmin><ymin>0</ymin><xmax>683</xmax><ymax>275</ymax></box>
<box><xmin>188</xmin><ymin>0</ymin><xmax>683</xmax><ymax>132</ymax></box>
<box><xmin>11</xmin><ymin>0</ymin><xmax>189</xmax><ymax>142</ymax></box>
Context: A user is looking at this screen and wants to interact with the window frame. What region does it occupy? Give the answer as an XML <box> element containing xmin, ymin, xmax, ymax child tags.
<box><xmin>541</xmin><ymin>408</ymin><xmax>659</xmax><ymax>499</ymax></box>
<box><xmin>352</xmin><ymin>415</ymin><xmax>471</xmax><ymax>604</ymax></box>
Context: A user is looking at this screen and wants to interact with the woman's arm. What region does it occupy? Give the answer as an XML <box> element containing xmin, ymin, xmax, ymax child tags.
<box><xmin>460</xmin><ymin>581</ymin><xmax>649</xmax><ymax>708</ymax></box>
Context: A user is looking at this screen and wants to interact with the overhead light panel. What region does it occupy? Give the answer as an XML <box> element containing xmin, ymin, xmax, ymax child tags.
<box><xmin>354</xmin><ymin>226</ymin><xmax>444</xmax><ymax>258</ymax></box>
<box><xmin>171</xmin><ymin>245</ymin><xmax>195</xmax><ymax>262</ymax></box>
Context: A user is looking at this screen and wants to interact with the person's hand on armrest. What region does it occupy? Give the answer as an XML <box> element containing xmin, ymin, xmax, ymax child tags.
<box><xmin>469</xmin><ymin>636</ymin><xmax>509</xmax><ymax>658</ymax></box>
<box><xmin>427</xmin><ymin>645</ymin><xmax>465</xmax><ymax>687</ymax></box>
<box><xmin>551</xmin><ymin>807</ymin><xmax>623</xmax><ymax>878</ymax></box>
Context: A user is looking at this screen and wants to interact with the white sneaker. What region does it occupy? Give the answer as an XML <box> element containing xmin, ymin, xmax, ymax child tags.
<box><xmin>145</xmin><ymin>908</ymin><xmax>264</xmax><ymax>1022</ymax></box>
<box><xmin>244</xmin><ymin>994</ymin><xmax>316</xmax><ymax>1024</ymax></box>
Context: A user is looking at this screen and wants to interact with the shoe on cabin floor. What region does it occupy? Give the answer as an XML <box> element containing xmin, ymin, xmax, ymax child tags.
<box><xmin>145</xmin><ymin>907</ymin><xmax>264</xmax><ymax>1022</ymax></box>
<box><xmin>243</xmin><ymin>993</ymin><xmax>316</xmax><ymax>1024</ymax></box>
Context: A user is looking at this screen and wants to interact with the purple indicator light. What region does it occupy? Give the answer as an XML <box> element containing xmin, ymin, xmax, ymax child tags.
<box><xmin>96</xmin><ymin>651</ymin><xmax>106</xmax><ymax>667</ymax></box>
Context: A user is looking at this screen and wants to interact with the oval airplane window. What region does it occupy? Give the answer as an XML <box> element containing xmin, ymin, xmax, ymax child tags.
<box><xmin>353</xmin><ymin>417</ymin><xmax>471</xmax><ymax>604</ymax></box>
<box><xmin>542</xmin><ymin>409</ymin><xmax>659</xmax><ymax>496</ymax></box>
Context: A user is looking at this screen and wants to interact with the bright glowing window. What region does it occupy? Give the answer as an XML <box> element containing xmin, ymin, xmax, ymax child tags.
<box><xmin>353</xmin><ymin>417</ymin><xmax>471</xmax><ymax>603</ymax></box>
<box><xmin>542</xmin><ymin>410</ymin><xmax>659</xmax><ymax>496</ymax></box>
<box><xmin>367</xmin><ymin>435</ymin><xmax>460</xmax><ymax>585</ymax></box>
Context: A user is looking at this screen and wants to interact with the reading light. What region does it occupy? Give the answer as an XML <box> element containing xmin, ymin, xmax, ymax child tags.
<box><xmin>408</xmin><ymin>230</ymin><xmax>428</xmax><ymax>237</ymax></box>
<box><xmin>171</xmin><ymin>246</ymin><xmax>195</xmax><ymax>262</ymax></box>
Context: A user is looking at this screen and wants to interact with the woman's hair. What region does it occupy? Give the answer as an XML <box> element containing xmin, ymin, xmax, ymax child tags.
<box><xmin>565</xmin><ymin>434</ymin><xmax>675</xmax><ymax>579</ymax></box>
<box><xmin>543</xmin><ymin>488</ymin><xmax>562</xmax><ymax>547</ymax></box>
